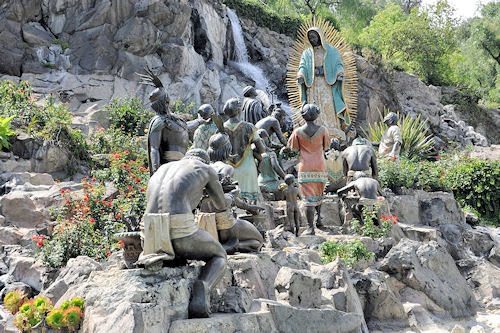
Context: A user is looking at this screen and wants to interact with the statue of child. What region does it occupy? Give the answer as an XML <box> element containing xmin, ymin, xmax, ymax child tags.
<box><xmin>282</xmin><ymin>174</ymin><xmax>302</xmax><ymax>236</ymax></box>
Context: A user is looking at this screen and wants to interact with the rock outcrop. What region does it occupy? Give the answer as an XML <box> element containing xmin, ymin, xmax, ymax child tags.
<box><xmin>0</xmin><ymin>0</ymin><xmax>496</xmax><ymax>147</ymax></box>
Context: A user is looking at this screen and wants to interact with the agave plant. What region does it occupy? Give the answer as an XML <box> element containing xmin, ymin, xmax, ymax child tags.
<box><xmin>364</xmin><ymin>108</ymin><xmax>435</xmax><ymax>161</ymax></box>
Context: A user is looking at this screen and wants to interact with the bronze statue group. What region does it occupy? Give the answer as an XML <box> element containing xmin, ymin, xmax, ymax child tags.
<box><xmin>134</xmin><ymin>25</ymin><xmax>402</xmax><ymax>319</ymax></box>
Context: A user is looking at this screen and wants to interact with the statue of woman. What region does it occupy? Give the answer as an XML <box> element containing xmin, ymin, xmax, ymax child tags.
<box><xmin>287</xmin><ymin>104</ymin><xmax>330</xmax><ymax>235</ymax></box>
<box><xmin>202</xmin><ymin>132</ymin><xmax>264</xmax><ymax>253</ymax></box>
<box><xmin>223</xmin><ymin>98</ymin><xmax>265</xmax><ymax>203</ymax></box>
<box><xmin>256</xmin><ymin>129</ymin><xmax>286</xmax><ymax>199</ymax></box>
<box><xmin>297</xmin><ymin>27</ymin><xmax>351</xmax><ymax>133</ymax></box>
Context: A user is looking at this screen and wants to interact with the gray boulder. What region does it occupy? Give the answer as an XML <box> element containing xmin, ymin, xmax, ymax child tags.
<box><xmin>274</xmin><ymin>267</ymin><xmax>322</xmax><ymax>308</ymax></box>
<box><xmin>380</xmin><ymin>239</ymin><xmax>478</xmax><ymax>317</ymax></box>
<box><xmin>43</xmin><ymin>256</ymin><xmax>102</xmax><ymax>304</ymax></box>
<box><xmin>58</xmin><ymin>266</ymin><xmax>199</xmax><ymax>333</ymax></box>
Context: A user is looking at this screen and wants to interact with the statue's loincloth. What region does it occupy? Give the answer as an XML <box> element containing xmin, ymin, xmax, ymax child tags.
<box><xmin>137</xmin><ymin>212</ymin><xmax>198</xmax><ymax>265</ymax></box>
<box><xmin>215</xmin><ymin>210</ymin><xmax>236</xmax><ymax>230</ymax></box>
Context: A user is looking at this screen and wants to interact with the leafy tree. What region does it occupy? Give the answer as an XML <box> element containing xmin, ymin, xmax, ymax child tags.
<box><xmin>451</xmin><ymin>2</ymin><xmax>499</xmax><ymax>106</ymax></box>
<box><xmin>359</xmin><ymin>1</ymin><xmax>458</xmax><ymax>85</ymax></box>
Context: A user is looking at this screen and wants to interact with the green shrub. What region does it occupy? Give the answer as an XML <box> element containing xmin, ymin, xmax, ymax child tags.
<box><xmin>377</xmin><ymin>156</ymin><xmax>420</xmax><ymax>192</ymax></box>
<box><xmin>0</xmin><ymin>115</ymin><xmax>15</xmax><ymax>150</ymax></box>
<box><xmin>0</xmin><ymin>81</ymin><xmax>88</xmax><ymax>173</ymax></box>
<box><xmin>223</xmin><ymin>0</ymin><xmax>304</xmax><ymax>36</ymax></box>
<box><xmin>319</xmin><ymin>239</ymin><xmax>374</xmax><ymax>267</ymax></box>
<box><xmin>445</xmin><ymin>158</ymin><xmax>499</xmax><ymax>223</ymax></box>
<box><xmin>105</xmin><ymin>97</ymin><xmax>152</xmax><ymax>137</ymax></box>
<box><xmin>416</xmin><ymin>158</ymin><xmax>450</xmax><ymax>192</ymax></box>
<box><xmin>87</xmin><ymin>127</ymin><xmax>147</xmax><ymax>167</ymax></box>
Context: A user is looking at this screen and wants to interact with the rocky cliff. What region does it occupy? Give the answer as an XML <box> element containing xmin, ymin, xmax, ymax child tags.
<box><xmin>0</xmin><ymin>0</ymin><xmax>497</xmax><ymax>146</ymax></box>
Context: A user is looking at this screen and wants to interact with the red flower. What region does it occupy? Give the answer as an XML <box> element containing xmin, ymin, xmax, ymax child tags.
<box><xmin>124</xmin><ymin>150</ymin><xmax>129</xmax><ymax>155</ymax></box>
<box><xmin>89</xmin><ymin>217</ymin><xmax>95</xmax><ymax>224</ymax></box>
<box><xmin>92</xmin><ymin>177</ymin><xmax>96</xmax><ymax>182</ymax></box>
<box><xmin>37</xmin><ymin>240</ymin><xmax>44</xmax><ymax>247</ymax></box>
<box><xmin>65</xmin><ymin>199</ymin><xmax>70</xmax><ymax>205</ymax></box>
<box><xmin>106</xmin><ymin>252</ymin><xmax>111</xmax><ymax>257</ymax></box>
<box><xmin>436</xmin><ymin>155</ymin><xmax>441</xmax><ymax>159</ymax></box>
<box><xmin>59</xmin><ymin>189</ymin><xmax>65</xmax><ymax>194</ymax></box>
<box><xmin>393</xmin><ymin>221</ymin><xmax>397</xmax><ymax>225</ymax></box>
<box><xmin>117</xmin><ymin>240</ymin><xmax>124</xmax><ymax>248</ymax></box>
<box><xmin>83</xmin><ymin>196</ymin><xmax>88</xmax><ymax>202</ymax></box>
<box><xmin>381</xmin><ymin>215</ymin><xmax>388</xmax><ymax>221</ymax></box>
<box><xmin>116</xmin><ymin>213</ymin><xmax>121</xmax><ymax>219</ymax></box>
<box><xmin>135</xmin><ymin>178</ymin><xmax>141</xmax><ymax>184</ymax></box>
<box><xmin>140</xmin><ymin>188</ymin><xmax>145</xmax><ymax>192</ymax></box>
<box><xmin>131</xmin><ymin>175</ymin><xmax>136</xmax><ymax>179</ymax></box>
<box><xmin>127</xmin><ymin>185</ymin><xmax>132</xmax><ymax>190</ymax></box>
<box><xmin>359</xmin><ymin>231</ymin><xmax>363</xmax><ymax>235</ymax></box>
<box><xmin>107</xmin><ymin>202</ymin><xmax>112</xmax><ymax>207</ymax></box>
<box><xmin>113</xmin><ymin>153</ymin><xmax>121</xmax><ymax>159</ymax></box>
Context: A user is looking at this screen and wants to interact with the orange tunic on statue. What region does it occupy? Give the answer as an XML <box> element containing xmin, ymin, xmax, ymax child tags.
<box><xmin>288</xmin><ymin>126</ymin><xmax>330</xmax><ymax>206</ymax></box>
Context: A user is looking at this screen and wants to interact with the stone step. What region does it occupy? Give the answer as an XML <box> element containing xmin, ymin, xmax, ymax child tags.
<box><xmin>168</xmin><ymin>311</ymin><xmax>278</xmax><ymax>333</ymax></box>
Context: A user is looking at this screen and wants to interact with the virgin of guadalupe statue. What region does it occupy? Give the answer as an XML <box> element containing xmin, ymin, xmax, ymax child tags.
<box><xmin>287</xmin><ymin>17</ymin><xmax>358</xmax><ymax>138</ymax></box>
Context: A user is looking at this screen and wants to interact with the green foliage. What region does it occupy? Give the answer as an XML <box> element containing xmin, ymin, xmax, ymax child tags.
<box><xmin>377</xmin><ymin>156</ymin><xmax>421</xmax><ymax>191</ymax></box>
<box><xmin>223</xmin><ymin>0</ymin><xmax>304</xmax><ymax>36</ymax></box>
<box><xmin>0</xmin><ymin>115</ymin><xmax>15</xmax><ymax>150</ymax></box>
<box><xmin>32</xmin><ymin>295</ymin><xmax>53</xmax><ymax>314</ymax></box>
<box><xmin>0</xmin><ymin>80</ymin><xmax>88</xmax><ymax>173</ymax></box>
<box><xmin>350</xmin><ymin>205</ymin><xmax>395</xmax><ymax>238</ymax></box>
<box><xmin>46</xmin><ymin>309</ymin><xmax>64</xmax><ymax>329</ymax></box>
<box><xmin>63</xmin><ymin>306</ymin><xmax>82</xmax><ymax>329</ymax></box>
<box><xmin>365</xmin><ymin>110</ymin><xmax>434</xmax><ymax>161</ymax></box>
<box><xmin>105</xmin><ymin>97</ymin><xmax>153</xmax><ymax>137</ymax></box>
<box><xmin>170</xmin><ymin>99</ymin><xmax>197</xmax><ymax>116</ymax></box>
<box><xmin>10</xmin><ymin>294</ymin><xmax>79</xmax><ymax>332</ymax></box>
<box><xmin>451</xmin><ymin>2</ymin><xmax>499</xmax><ymax>106</ymax></box>
<box><xmin>40</xmin><ymin>180</ymin><xmax>126</xmax><ymax>268</ymax></box>
<box><xmin>359</xmin><ymin>1</ymin><xmax>458</xmax><ymax>85</ymax></box>
<box><xmin>334</xmin><ymin>0</ymin><xmax>379</xmax><ymax>49</ymax></box>
<box><xmin>4</xmin><ymin>290</ymin><xmax>27</xmax><ymax>314</ymax></box>
<box><xmin>445</xmin><ymin>158</ymin><xmax>499</xmax><ymax>222</ymax></box>
<box><xmin>319</xmin><ymin>239</ymin><xmax>374</xmax><ymax>267</ymax></box>
<box><xmin>87</xmin><ymin>127</ymin><xmax>147</xmax><ymax>163</ymax></box>
<box><xmin>39</xmin><ymin>151</ymin><xmax>149</xmax><ymax>268</ymax></box>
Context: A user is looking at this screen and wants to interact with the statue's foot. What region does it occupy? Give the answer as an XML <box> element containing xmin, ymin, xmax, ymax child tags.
<box><xmin>302</xmin><ymin>227</ymin><xmax>315</xmax><ymax>236</ymax></box>
<box><xmin>223</xmin><ymin>237</ymin><xmax>239</xmax><ymax>255</ymax></box>
<box><xmin>316</xmin><ymin>219</ymin><xmax>324</xmax><ymax>228</ymax></box>
<box><xmin>189</xmin><ymin>280</ymin><xmax>210</xmax><ymax>318</ymax></box>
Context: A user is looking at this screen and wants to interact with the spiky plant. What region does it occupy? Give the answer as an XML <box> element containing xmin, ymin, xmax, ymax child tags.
<box><xmin>364</xmin><ymin>108</ymin><xmax>434</xmax><ymax>161</ymax></box>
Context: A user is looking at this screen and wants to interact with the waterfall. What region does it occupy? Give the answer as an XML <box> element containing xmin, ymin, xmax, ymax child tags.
<box><xmin>227</xmin><ymin>8</ymin><xmax>270</xmax><ymax>91</ymax></box>
<box><xmin>226</xmin><ymin>8</ymin><xmax>292</xmax><ymax>117</ymax></box>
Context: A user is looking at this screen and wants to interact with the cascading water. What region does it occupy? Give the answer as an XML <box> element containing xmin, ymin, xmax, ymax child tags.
<box><xmin>227</xmin><ymin>8</ymin><xmax>270</xmax><ymax>91</ymax></box>
<box><xmin>226</xmin><ymin>8</ymin><xmax>292</xmax><ymax>115</ymax></box>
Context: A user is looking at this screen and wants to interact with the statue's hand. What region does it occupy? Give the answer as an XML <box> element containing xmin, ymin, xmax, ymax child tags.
<box><xmin>297</xmin><ymin>77</ymin><xmax>305</xmax><ymax>85</ymax></box>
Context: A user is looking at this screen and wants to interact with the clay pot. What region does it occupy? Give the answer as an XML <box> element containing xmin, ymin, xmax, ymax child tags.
<box><xmin>115</xmin><ymin>231</ymin><xmax>142</xmax><ymax>269</ymax></box>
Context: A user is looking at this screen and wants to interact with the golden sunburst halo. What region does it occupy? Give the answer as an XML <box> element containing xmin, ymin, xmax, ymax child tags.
<box><xmin>286</xmin><ymin>17</ymin><xmax>358</xmax><ymax>132</ymax></box>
